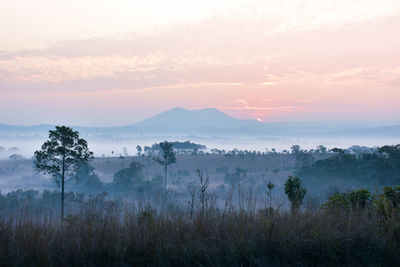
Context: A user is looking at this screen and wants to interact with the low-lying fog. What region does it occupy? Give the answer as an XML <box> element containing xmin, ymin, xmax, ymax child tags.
<box><xmin>1</xmin><ymin>133</ymin><xmax>399</xmax><ymax>208</ymax></box>
<box><xmin>1</xmin><ymin>135</ymin><xmax>399</xmax><ymax>159</ymax></box>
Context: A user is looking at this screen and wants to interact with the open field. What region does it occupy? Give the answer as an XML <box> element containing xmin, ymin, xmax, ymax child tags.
<box><xmin>0</xmin><ymin>189</ymin><xmax>399</xmax><ymax>266</ymax></box>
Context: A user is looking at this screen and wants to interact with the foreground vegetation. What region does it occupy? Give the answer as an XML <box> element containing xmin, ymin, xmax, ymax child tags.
<box><xmin>0</xmin><ymin>186</ymin><xmax>400</xmax><ymax>266</ymax></box>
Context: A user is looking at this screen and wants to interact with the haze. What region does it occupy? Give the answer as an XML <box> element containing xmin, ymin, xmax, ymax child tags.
<box><xmin>1</xmin><ymin>0</ymin><xmax>400</xmax><ymax>126</ymax></box>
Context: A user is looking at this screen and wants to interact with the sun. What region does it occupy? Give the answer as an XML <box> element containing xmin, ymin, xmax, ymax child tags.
<box><xmin>257</xmin><ymin>118</ymin><xmax>263</xmax><ymax>122</ymax></box>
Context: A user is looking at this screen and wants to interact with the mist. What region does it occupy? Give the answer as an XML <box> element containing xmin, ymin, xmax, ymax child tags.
<box><xmin>1</xmin><ymin>107</ymin><xmax>399</xmax><ymax>160</ymax></box>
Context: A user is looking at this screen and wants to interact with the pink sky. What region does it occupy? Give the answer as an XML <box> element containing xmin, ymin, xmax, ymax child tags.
<box><xmin>0</xmin><ymin>0</ymin><xmax>399</xmax><ymax>126</ymax></box>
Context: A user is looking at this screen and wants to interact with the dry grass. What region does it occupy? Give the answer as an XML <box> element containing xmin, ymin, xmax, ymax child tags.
<box><xmin>0</xmin><ymin>192</ymin><xmax>399</xmax><ymax>267</ymax></box>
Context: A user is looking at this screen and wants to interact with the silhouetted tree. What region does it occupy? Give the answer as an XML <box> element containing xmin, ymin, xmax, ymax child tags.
<box><xmin>291</xmin><ymin>145</ymin><xmax>301</xmax><ymax>154</ymax></box>
<box><xmin>136</xmin><ymin>145</ymin><xmax>142</xmax><ymax>156</ymax></box>
<box><xmin>154</xmin><ymin>141</ymin><xmax>176</xmax><ymax>193</ymax></box>
<box><xmin>34</xmin><ymin>126</ymin><xmax>93</xmax><ymax>221</ymax></box>
<box><xmin>284</xmin><ymin>176</ymin><xmax>306</xmax><ymax>212</ymax></box>
<box><xmin>267</xmin><ymin>181</ymin><xmax>275</xmax><ymax>208</ymax></box>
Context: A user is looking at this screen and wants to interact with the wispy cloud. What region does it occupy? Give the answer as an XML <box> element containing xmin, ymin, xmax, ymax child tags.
<box><xmin>0</xmin><ymin>2</ymin><xmax>399</xmax><ymax>125</ymax></box>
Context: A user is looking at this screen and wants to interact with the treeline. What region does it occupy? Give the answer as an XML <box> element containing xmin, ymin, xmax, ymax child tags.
<box><xmin>135</xmin><ymin>141</ymin><xmax>206</xmax><ymax>157</ymax></box>
<box><xmin>113</xmin><ymin>143</ymin><xmax>354</xmax><ymax>158</ymax></box>
<box><xmin>297</xmin><ymin>144</ymin><xmax>400</xmax><ymax>186</ymax></box>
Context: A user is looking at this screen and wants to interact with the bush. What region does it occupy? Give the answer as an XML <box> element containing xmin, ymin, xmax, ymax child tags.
<box><xmin>322</xmin><ymin>189</ymin><xmax>371</xmax><ymax>211</ymax></box>
<box><xmin>383</xmin><ymin>185</ymin><xmax>400</xmax><ymax>208</ymax></box>
<box><xmin>349</xmin><ymin>189</ymin><xmax>371</xmax><ymax>209</ymax></box>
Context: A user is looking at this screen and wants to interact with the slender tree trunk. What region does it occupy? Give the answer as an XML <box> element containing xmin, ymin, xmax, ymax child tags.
<box><xmin>61</xmin><ymin>158</ymin><xmax>65</xmax><ymax>222</ymax></box>
<box><xmin>237</xmin><ymin>175</ymin><xmax>241</xmax><ymax>210</ymax></box>
<box><xmin>164</xmin><ymin>164</ymin><xmax>167</xmax><ymax>194</ymax></box>
<box><xmin>269</xmin><ymin>190</ymin><xmax>272</xmax><ymax>208</ymax></box>
<box><xmin>61</xmin><ymin>175</ymin><xmax>64</xmax><ymax>221</ymax></box>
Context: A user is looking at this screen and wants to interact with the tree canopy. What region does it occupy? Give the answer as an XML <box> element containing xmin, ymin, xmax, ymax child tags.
<box><xmin>34</xmin><ymin>126</ymin><xmax>93</xmax><ymax>184</ymax></box>
<box><xmin>112</xmin><ymin>161</ymin><xmax>144</xmax><ymax>192</ymax></box>
<box><xmin>34</xmin><ymin>126</ymin><xmax>93</xmax><ymax>220</ymax></box>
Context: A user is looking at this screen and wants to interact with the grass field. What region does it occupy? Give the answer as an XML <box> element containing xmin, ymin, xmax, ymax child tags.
<box><xmin>0</xmin><ymin>189</ymin><xmax>399</xmax><ymax>266</ymax></box>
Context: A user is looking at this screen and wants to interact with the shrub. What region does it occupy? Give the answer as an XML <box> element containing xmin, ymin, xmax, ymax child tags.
<box><xmin>349</xmin><ymin>189</ymin><xmax>371</xmax><ymax>209</ymax></box>
<box><xmin>322</xmin><ymin>189</ymin><xmax>371</xmax><ymax>211</ymax></box>
<box><xmin>383</xmin><ymin>185</ymin><xmax>400</xmax><ymax>208</ymax></box>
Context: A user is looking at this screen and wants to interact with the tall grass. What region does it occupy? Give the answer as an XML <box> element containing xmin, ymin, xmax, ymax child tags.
<box><xmin>0</xmin><ymin>189</ymin><xmax>399</xmax><ymax>266</ymax></box>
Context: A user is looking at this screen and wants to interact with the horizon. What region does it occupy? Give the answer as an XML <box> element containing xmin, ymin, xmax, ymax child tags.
<box><xmin>1</xmin><ymin>1</ymin><xmax>400</xmax><ymax>126</ymax></box>
<box><xmin>0</xmin><ymin>106</ymin><xmax>399</xmax><ymax>128</ymax></box>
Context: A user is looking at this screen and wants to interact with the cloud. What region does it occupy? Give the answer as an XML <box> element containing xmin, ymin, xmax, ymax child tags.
<box><xmin>1</xmin><ymin>13</ymin><xmax>399</xmax><ymax>85</ymax></box>
<box><xmin>260</xmin><ymin>82</ymin><xmax>277</xmax><ymax>86</ymax></box>
<box><xmin>216</xmin><ymin>98</ymin><xmax>312</xmax><ymax>119</ymax></box>
<box><xmin>0</xmin><ymin>9</ymin><xmax>399</xmax><ymax>124</ymax></box>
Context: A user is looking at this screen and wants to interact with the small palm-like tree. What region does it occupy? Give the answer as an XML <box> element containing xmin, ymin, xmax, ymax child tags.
<box><xmin>284</xmin><ymin>176</ymin><xmax>306</xmax><ymax>212</ymax></box>
<box><xmin>266</xmin><ymin>181</ymin><xmax>275</xmax><ymax>208</ymax></box>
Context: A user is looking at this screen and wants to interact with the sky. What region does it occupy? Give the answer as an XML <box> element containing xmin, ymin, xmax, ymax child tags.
<box><xmin>0</xmin><ymin>0</ymin><xmax>399</xmax><ymax>126</ymax></box>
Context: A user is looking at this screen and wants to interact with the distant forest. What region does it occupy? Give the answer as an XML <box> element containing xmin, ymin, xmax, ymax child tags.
<box><xmin>297</xmin><ymin>144</ymin><xmax>400</xmax><ymax>187</ymax></box>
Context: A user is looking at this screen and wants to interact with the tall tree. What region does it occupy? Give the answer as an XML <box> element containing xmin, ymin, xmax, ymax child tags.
<box><xmin>34</xmin><ymin>126</ymin><xmax>93</xmax><ymax>221</ymax></box>
<box><xmin>154</xmin><ymin>141</ymin><xmax>176</xmax><ymax>193</ymax></box>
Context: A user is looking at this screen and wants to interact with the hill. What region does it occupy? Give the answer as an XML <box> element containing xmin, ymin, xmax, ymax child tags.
<box><xmin>133</xmin><ymin>107</ymin><xmax>261</xmax><ymax>129</ymax></box>
<box><xmin>0</xmin><ymin>107</ymin><xmax>399</xmax><ymax>138</ymax></box>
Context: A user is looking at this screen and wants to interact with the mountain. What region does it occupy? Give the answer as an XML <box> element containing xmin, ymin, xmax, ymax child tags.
<box><xmin>133</xmin><ymin>107</ymin><xmax>261</xmax><ymax>129</ymax></box>
<box><xmin>131</xmin><ymin>108</ymin><xmax>392</xmax><ymax>135</ymax></box>
<box><xmin>0</xmin><ymin>107</ymin><xmax>399</xmax><ymax>138</ymax></box>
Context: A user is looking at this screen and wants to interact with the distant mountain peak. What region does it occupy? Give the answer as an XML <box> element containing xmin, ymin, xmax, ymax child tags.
<box><xmin>134</xmin><ymin>107</ymin><xmax>256</xmax><ymax>128</ymax></box>
<box><xmin>195</xmin><ymin>107</ymin><xmax>219</xmax><ymax>112</ymax></box>
<box><xmin>166</xmin><ymin>107</ymin><xmax>222</xmax><ymax>113</ymax></box>
<box><xmin>169</xmin><ymin>107</ymin><xmax>186</xmax><ymax>111</ymax></box>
